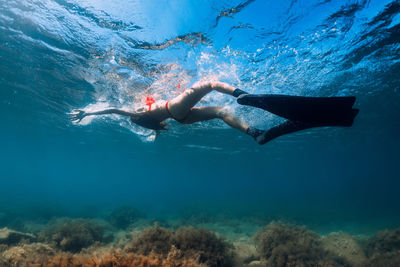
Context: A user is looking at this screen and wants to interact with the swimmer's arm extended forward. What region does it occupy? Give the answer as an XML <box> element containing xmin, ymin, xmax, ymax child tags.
<box><xmin>69</xmin><ymin>108</ymin><xmax>133</xmax><ymax>122</ymax></box>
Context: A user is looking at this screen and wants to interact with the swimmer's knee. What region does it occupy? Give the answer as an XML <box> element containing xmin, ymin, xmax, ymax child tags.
<box><xmin>215</xmin><ymin>107</ymin><xmax>229</xmax><ymax>118</ymax></box>
<box><xmin>182</xmin><ymin>88</ymin><xmax>195</xmax><ymax>95</ymax></box>
<box><xmin>192</xmin><ymin>81</ymin><xmax>213</xmax><ymax>91</ymax></box>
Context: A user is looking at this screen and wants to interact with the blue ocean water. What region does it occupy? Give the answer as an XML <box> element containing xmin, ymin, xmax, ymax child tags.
<box><xmin>0</xmin><ymin>0</ymin><xmax>399</xmax><ymax>234</ymax></box>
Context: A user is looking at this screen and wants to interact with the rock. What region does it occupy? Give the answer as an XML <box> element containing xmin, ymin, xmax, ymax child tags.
<box><xmin>233</xmin><ymin>239</ymin><xmax>258</xmax><ymax>263</ymax></box>
<box><xmin>1</xmin><ymin>246</ymin><xmax>26</xmax><ymax>263</ymax></box>
<box><xmin>0</xmin><ymin>243</ymin><xmax>54</xmax><ymax>266</ymax></box>
<box><xmin>0</xmin><ymin>244</ymin><xmax>8</xmax><ymax>253</ymax></box>
<box><xmin>249</xmin><ymin>260</ymin><xmax>267</xmax><ymax>266</ymax></box>
<box><xmin>322</xmin><ymin>232</ymin><xmax>367</xmax><ymax>267</ymax></box>
<box><xmin>0</xmin><ymin>228</ymin><xmax>35</xmax><ymax>245</ymax></box>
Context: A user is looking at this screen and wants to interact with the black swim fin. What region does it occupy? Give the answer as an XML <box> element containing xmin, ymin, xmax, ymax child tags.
<box><xmin>254</xmin><ymin>121</ymin><xmax>332</xmax><ymax>145</ymax></box>
<box><xmin>237</xmin><ymin>94</ymin><xmax>359</xmax><ymax>127</ymax></box>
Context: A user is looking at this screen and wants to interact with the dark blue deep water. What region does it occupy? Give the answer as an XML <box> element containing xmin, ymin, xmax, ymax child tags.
<box><xmin>1</xmin><ymin>0</ymin><xmax>400</xmax><ymax>234</ymax></box>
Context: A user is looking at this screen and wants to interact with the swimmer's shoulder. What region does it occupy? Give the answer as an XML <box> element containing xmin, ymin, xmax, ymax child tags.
<box><xmin>153</xmin><ymin>99</ymin><xmax>167</xmax><ymax>109</ymax></box>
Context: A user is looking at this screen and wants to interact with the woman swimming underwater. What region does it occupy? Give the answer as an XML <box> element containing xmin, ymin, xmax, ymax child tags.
<box><xmin>69</xmin><ymin>81</ymin><xmax>358</xmax><ymax>145</ymax></box>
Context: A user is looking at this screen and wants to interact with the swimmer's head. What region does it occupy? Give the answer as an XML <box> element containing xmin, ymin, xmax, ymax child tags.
<box><xmin>134</xmin><ymin>107</ymin><xmax>146</xmax><ymax>113</ymax></box>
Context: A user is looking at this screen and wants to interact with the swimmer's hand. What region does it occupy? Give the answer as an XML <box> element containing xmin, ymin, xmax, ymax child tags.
<box><xmin>154</xmin><ymin>123</ymin><xmax>168</xmax><ymax>140</ymax></box>
<box><xmin>68</xmin><ymin>109</ymin><xmax>87</xmax><ymax>123</ymax></box>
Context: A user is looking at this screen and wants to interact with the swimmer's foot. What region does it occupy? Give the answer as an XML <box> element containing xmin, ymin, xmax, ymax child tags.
<box><xmin>246</xmin><ymin>127</ymin><xmax>266</xmax><ymax>144</ymax></box>
<box><xmin>233</xmin><ymin>88</ymin><xmax>249</xmax><ymax>98</ymax></box>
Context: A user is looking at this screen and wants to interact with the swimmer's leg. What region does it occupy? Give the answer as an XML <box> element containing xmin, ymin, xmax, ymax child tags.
<box><xmin>181</xmin><ymin>106</ymin><xmax>330</xmax><ymax>145</ymax></box>
<box><xmin>168</xmin><ymin>82</ymin><xmax>249</xmax><ymax>121</ymax></box>
<box><xmin>180</xmin><ymin>107</ymin><xmax>247</xmax><ymax>133</ymax></box>
<box><xmin>205</xmin><ymin>81</ymin><xmax>248</xmax><ymax>97</ymax></box>
<box><xmin>180</xmin><ymin>106</ymin><xmax>265</xmax><ymax>142</ymax></box>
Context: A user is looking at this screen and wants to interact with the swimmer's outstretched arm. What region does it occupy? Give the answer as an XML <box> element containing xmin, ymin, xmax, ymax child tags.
<box><xmin>69</xmin><ymin>108</ymin><xmax>134</xmax><ymax>122</ymax></box>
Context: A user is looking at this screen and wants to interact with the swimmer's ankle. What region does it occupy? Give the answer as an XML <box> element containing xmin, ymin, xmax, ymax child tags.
<box><xmin>246</xmin><ymin>127</ymin><xmax>265</xmax><ymax>143</ymax></box>
<box><xmin>232</xmin><ymin>88</ymin><xmax>248</xmax><ymax>97</ymax></box>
